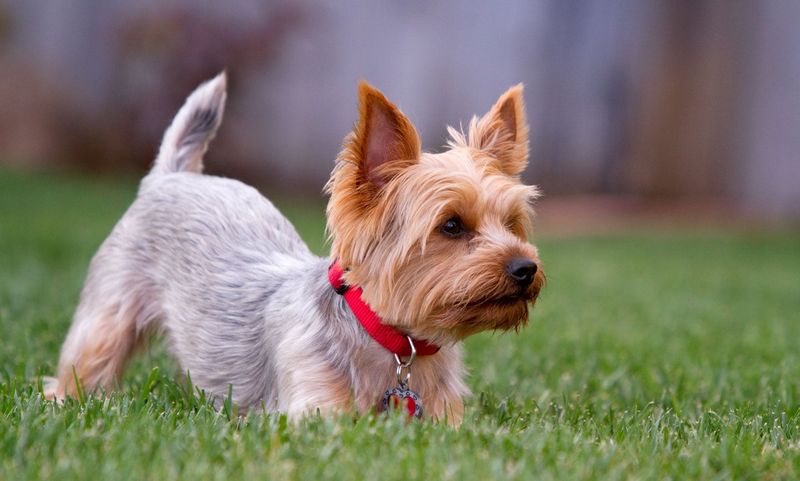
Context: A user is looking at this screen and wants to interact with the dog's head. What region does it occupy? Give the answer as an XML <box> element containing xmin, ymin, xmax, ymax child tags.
<box><xmin>326</xmin><ymin>82</ymin><xmax>544</xmax><ymax>345</ymax></box>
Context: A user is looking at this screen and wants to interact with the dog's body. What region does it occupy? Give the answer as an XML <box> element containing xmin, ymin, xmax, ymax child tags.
<box><xmin>45</xmin><ymin>74</ymin><xmax>544</xmax><ymax>424</ymax></box>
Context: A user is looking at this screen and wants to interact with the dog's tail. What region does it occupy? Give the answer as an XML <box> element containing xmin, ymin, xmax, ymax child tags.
<box><xmin>151</xmin><ymin>72</ymin><xmax>227</xmax><ymax>175</ymax></box>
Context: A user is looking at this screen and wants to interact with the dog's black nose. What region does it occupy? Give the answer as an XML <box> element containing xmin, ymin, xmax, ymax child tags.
<box><xmin>506</xmin><ymin>257</ymin><xmax>538</xmax><ymax>287</ymax></box>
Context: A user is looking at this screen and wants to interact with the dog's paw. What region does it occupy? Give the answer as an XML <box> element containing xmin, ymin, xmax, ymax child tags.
<box><xmin>40</xmin><ymin>376</ymin><xmax>65</xmax><ymax>403</ymax></box>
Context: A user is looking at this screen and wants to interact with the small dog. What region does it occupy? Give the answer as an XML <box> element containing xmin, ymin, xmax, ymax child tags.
<box><xmin>44</xmin><ymin>73</ymin><xmax>544</xmax><ymax>424</ymax></box>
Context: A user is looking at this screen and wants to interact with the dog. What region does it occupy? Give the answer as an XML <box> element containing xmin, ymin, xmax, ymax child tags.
<box><xmin>43</xmin><ymin>73</ymin><xmax>544</xmax><ymax>424</ymax></box>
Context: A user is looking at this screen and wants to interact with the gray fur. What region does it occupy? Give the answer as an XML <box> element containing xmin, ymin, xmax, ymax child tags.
<box><xmin>151</xmin><ymin>73</ymin><xmax>227</xmax><ymax>175</ymax></box>
<box><xmin>46</xmin><ymin>74</ymin><xmax>469</xmax><ymax>419</ymax></box>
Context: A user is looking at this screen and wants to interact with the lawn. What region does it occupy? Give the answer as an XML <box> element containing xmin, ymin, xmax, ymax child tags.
<box><xmin>1</xmin><ymin>168</ymin><xmax>799</xmax><ymax>480</ymax></box>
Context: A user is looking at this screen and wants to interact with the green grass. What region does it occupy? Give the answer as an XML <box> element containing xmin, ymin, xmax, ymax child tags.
<box><xmin>1</xmin><ymin>168</ymin><xmax>799</xmax><ymax>480</ymax></box>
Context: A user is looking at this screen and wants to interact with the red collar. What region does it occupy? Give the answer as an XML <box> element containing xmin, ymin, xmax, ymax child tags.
<box><xmin>328</xmin><ymin>261</ymin><xmax>440</xmax><ymax>357</ymax></box>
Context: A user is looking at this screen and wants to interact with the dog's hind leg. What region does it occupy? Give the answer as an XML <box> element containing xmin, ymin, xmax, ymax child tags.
<box><xmin>44</xmin><ymin>238</ymin><xmax>159</xmax><ymax>401</ymax></box>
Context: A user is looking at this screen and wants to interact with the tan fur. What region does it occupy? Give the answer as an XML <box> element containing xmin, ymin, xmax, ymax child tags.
<box><xmin>326</xmin><ymin>83</ymin><xmax>544</xmax><ymax>348</ymax></box>
<box><xmin>73</xmin><ymin>313</ymin><xmax>135</xmax><ymax>390</ymax></box>
<box><xmin>47</xmin><ymin>303</ymin><xmax>142</xmax><ymax>399</ymax></box>
<box><xmin>347</xmin><ymin>341</ymin><xmax>468</xmax><ymax>425</ymax></box>
<box><xmin>282</xmin><ymin>362</ymin><xmax>353</xmax><ymax>418</ymax></box>
<box><xmin>457</xmin><ymin>83</ymin><xmax>530</xmax><ymax>177</ymax></box>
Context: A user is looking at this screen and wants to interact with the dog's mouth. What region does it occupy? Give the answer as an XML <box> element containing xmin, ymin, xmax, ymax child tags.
<box><xmin>470</xmin><ymin>294</ymin><xmax>525</xmax><ymax>309</ymax></box>
<box><xmin>420</xmin><ymin>272</ymin><xmax>545</xmax><ymax>341</ymax></box>
<box><xmin>455</xmin><ymin>284</ymin><xmax>542</xmax><ymax>331</ymax></box>
<box><xmin>467</xmin><ymin>285</ymin><xmax>541</xmax><ymax>309</ymax></box>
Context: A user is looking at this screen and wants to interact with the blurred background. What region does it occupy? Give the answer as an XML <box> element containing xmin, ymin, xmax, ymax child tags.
<box><xmin>1</xmin><ymin>0</ymin><xmax>799</xmax><ymax>232</ymax></box>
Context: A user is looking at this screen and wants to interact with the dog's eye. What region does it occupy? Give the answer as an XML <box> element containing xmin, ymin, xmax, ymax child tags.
<box><xmin>441</xmin><ymin>217</ymin><xmax>467</xmax><ymax>238</ymax></box>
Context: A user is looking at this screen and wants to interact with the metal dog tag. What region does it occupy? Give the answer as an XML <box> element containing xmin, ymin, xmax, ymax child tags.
<box><xmin>381</xmin><ymin>335</ymin><xmax>423</xmax><ymax>418</ymax></box>
<box><xmin>382</xmin><ymin>382</ymin><xmax>423</xmax><ymax>418</ymax></box>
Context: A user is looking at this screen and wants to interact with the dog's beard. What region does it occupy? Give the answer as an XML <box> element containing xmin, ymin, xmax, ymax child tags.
<box><xmin>388</xmin><ymin>270</ymin><xmax>544</xmax><ymax>345</ymax></box>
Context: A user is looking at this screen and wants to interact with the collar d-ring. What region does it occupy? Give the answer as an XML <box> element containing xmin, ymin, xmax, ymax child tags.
<box><xmin>393</xmin><ymin>336</ymin><xmax>416</xmax><ymax>368</ymax></box>
<box><xmin>394</xmin><ymin>336</ymin><xmax>416</xmax><ymax>385</ymax></box>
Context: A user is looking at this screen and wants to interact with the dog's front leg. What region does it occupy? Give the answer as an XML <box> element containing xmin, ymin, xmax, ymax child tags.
<box><xmin>423</xmin><ymin>389</ymin><xmax>465</xmax><ymax>427</ymax></box>
<box><xmin>281</xmin><ymin>361</ymin><xmax>353</xmax><ymax>419</ymax></box>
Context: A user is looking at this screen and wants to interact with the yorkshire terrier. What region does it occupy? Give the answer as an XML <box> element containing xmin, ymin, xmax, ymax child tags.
<box><xmin>44</xmin><ymin>73</ymin><xmax>545</xmax><ymax>424</ymax></box>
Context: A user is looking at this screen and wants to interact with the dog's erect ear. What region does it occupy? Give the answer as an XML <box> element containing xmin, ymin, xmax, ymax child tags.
<box><xmin>349</xmin><ymin>82</ymin><xmax>421</xmax><ymax>187</ymax></box>
<box><xmin>472</xmin><ymin>84</ymin><xmax>529</xmax><ymax>176</ymax></box>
